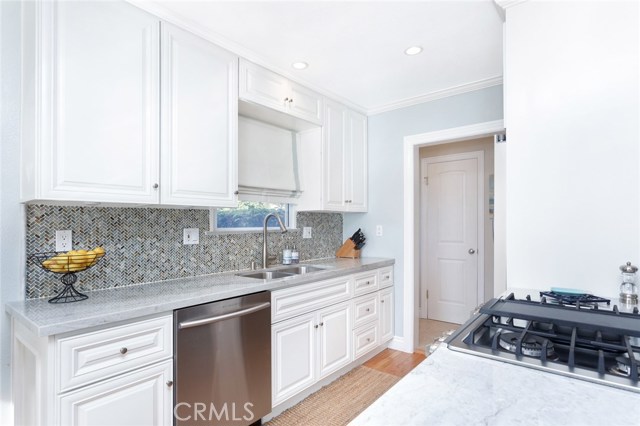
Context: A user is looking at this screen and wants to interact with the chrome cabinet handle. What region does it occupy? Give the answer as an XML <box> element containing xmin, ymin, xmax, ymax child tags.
<box><xmin>468</xmin><ymin>249</ymin><xmax>476</xmax><ymax>254</ymax></box>
<box><xmin>120</xmin><ymin>347</ymin><xmax>128</xmax><ymax>355</ymax></box>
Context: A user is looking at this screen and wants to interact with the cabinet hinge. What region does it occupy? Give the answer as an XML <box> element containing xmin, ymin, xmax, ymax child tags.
<box><xmin>424</xmin><ymin>176</ymin><xmax>428</xmax><ymax>186</ymax></box>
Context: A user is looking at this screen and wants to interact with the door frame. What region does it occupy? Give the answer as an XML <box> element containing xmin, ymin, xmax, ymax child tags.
<box><xmin>419</xmin><ymin>151</ymin><xmax>485</xmax><ymax>320</ymax></box>
<box><xmin>398</xmin><ymin>119</ymin><xmax>504</xmax><ymax>353</ymax></box>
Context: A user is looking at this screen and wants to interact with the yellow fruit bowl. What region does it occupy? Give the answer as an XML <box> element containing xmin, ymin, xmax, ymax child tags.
<box><xmin>33</xmin><ymin>248</ymin><xmax>105</xmax><ymax>274</ymax></box>
<box><xmin>30</xmin><ymin>247</ymin><xmax>106</xmax><ymax>303</ymax></box>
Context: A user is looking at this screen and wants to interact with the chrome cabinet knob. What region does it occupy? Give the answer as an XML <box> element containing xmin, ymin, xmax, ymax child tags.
<box><xmin>152</xmin><ymin>183</ymin><xmax>159</xmax><ymax>189</ymax></box>
<box><xmin>166</xmin><ymin>380</ymin><xmax>173</xmax><ymax>387</ymax></box>
<box><xmin>468</xmin><ymin>249</ymin><xmax>476</xmax><ymax>254</ymax></box>
<box><xmin>320</xmin><ymin>322</ymin><xmax>324</xmax><ymax>327</ymax></box>
<box><xmin>120</xmin><ymin>347</ymin><xmax>128</xmax><ymax>355</ymax></box>
<box><xmin>366</xmin><ymin>308</ymin><xmax>370</xmax><ymax>312</ymax></box>
<box><xmin>314</xmin><ymin>324</ymin><xmax>319</xmax><ymax>329</ymax></box>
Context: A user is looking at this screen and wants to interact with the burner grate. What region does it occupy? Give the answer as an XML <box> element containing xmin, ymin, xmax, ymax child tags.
<box><xmin>539</xmin><ymin>291</ymin><xmax>611</xmax><ymax>306</ymax></box>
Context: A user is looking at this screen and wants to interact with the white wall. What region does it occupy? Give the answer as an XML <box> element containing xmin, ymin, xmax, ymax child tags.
<box><xmin>0</xmin><ymin>1</ymin><xmax>26</xmax><ymax>424</ymax></box>
<box><xmin>505</xmin><ymin>1</ymin><xmax>640</xmax><ymax>296</ymax></box>
<box><xmin>343</xmin><ymin>85</ymin><xmax>504</xmax><ymax>337</ymax></box>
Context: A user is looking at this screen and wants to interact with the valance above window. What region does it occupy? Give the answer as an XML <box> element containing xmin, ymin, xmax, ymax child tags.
<box><xmin>238</xmin><ymin>116</ymin><xmax>302</xmax><ymax>203</ymax></box>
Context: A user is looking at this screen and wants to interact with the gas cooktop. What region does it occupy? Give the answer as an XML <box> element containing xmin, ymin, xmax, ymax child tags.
<box><xmin>446</xmin><ymin>293</ymin><xmax>640</xmax><ymax>393</ymax></box>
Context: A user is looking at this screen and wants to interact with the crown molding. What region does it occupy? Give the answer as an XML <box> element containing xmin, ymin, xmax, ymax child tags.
<box><xmin>494</xmin><ymin>0</ymin><xmax>529</xmax><ymax>11</ymax></box>
<box><xmin>127</xmin><ymin>0</ymin><xmax>368</xmax><ymax>114</ymax></box>
<box><xmin>366</xmin><ymin>76</ymin><xmax>503</xmax><ymax>116</ymax></box>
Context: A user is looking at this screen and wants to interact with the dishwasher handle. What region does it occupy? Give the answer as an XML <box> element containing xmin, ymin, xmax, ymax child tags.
<box><xmin>178</xmin><ymin>302</ymin><xmax>271</xmax><ymax>329</ymax></box>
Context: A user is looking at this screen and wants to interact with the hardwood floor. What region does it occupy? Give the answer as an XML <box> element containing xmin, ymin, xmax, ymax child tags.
<box><xmin>417</xmin><ymin>318</ymin><xmax>459</xmax><ymax>353</ymax></box>
<box><xmin>364</xmin><ymin>348</ymin><xmax>426</xmax><ymax>377</ymax></box>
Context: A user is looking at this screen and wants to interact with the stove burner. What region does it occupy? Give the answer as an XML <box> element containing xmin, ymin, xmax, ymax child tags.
<box><xmin>539</xmin><ymin>291</ymin><xmax>611</xmax><ymax>306</ymax></box>
<box><xmin>612</xmin><ymin>353</ymin><xmax>640</xmax><ymax>377</ymax></box>
<box><xmin>498</xmin><ymin>332</ymin><xmax>556</xmax><ymax>358</ymax></box>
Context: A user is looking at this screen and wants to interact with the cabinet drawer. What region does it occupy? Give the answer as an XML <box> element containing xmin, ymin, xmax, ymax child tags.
<box><xmin>378</xmin><ymin>267</ymin><xmax>393</xmax><ymax>289</ymax></box>
<box><xmin>352</xmin><ymin>293</ymin><xmax>378</xmax><ymax>329</ymax></box>
<box><xmin>272</xmin><ymin>276</ymin><xmax>352</xmax><ymax>323</ymax></box>
<box><xmin>56</xmin><ymin>315</ymin><xmax>172</xmax><ymax>392</ymax></box>
<box><xmin>353</xmin><ymin>323</ymin><xmax>378</xmax><ymax>359</ymax></box>
<box><xmin>353</xmin><ymin>271</ymin><xmax>378</xmax><ymax>296</ymax></box>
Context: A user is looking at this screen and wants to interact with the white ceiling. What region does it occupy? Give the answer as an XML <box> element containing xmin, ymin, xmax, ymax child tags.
<box><xmin>149</xmin><ymin>1</ymin><xmax>504</xmax><ymax>114</ymax></box>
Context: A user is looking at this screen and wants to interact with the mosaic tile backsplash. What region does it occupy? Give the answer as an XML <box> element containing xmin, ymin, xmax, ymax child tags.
<box><xmin>25</xmin><ymin>205</ymin><xmax>343</xmax><ymax>299</ymax></box>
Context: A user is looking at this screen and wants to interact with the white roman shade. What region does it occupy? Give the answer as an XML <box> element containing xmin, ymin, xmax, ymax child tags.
<box><xmin>238</xmin><ymin>116</ymin><xmax>302</xmax><ymax>202</ymax></box>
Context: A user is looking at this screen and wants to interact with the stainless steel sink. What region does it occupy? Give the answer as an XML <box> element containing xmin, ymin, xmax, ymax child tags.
<box><xmin>238</xmin><ymin>271</ymin><xmax>295</xmax><ymax>280</ymax></box>
<box><xmin>278</xmin><ymin>265</ymin><xmax>326</xmax><ymax>275</ymax></box>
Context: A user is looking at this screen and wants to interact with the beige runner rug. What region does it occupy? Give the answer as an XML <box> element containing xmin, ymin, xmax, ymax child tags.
<box><xmin>266</xmin><ymin>366</ymin><xmax>400</xmax><ymax>426</ymax></box>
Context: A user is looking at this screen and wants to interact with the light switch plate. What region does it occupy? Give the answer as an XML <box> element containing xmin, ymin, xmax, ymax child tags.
<box><xmin>183</xmin><ymin>228</ymin><xmax>199</xmax><ymax>245</ymax></box>
<box><xmin>302</xmin><ymin>227</ymin><xmax>312</xmax><ymax>239</ymax></box>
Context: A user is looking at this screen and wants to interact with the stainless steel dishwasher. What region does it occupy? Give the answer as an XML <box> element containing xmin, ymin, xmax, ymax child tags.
<box><xmin>174</xmin><ymin>291</ymin><xmax>271</xmax><ymax>425</ymax></box>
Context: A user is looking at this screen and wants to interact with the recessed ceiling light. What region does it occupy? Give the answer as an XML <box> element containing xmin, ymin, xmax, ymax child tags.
<box><xmin>404</xmin><ymin>46</ymin><xmax>423</xmax><ymax>56</ymax></box>
<box><xmin>292</xmin><ymin>62</ymin><xmax>308</xmax><ymax>70</ymax></box>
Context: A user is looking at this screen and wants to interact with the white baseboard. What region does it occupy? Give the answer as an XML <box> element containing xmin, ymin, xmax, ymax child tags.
<box><xmin>387</xmin><ymin>336</ymin><xmax>412</xmax><ymax>353</ymax></box>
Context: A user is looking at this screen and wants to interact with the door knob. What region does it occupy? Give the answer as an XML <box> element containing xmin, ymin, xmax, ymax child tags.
<box><xmin>468</xmin><ymin>249</ymin><xmax>476</xmax><ymax>254</ymax></box>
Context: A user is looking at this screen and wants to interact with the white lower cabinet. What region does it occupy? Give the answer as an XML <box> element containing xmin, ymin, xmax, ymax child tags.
<box><xmin>59</xmin><ymin>360</ymin><xmax>173</xmax><ymax>426</ymax></box>
<box><xmin>271</xmin><ymin>266</ymin><xmax>394</xmax><ymax>408</ymax></box>
<box><xmin>272</xmin><ymin>302</ymin><xmax>351</xmax><ymax>406</ymax></box>
<box><xmin>11</xmin><ymin>314</ymin><xmax>173</xmax><ymax>426</ymax></box>
<box><xmin>379</xmin><ymin>287</ymin><xmax>394</xmax><ymax>343</ymax></box>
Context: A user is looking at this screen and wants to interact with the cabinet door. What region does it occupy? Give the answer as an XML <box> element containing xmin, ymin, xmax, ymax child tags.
<box><xmin>346</xmin><ymin>110</ymin><xmax>368</xmax><ymax>212</ymax></box>
<box><xmin>317</xmin><ymin>302</ymin><xmax>352</xmax><ymax>379</ymax></box>
<box><xmin>272</xmin><ymin>313</ymin><xmax>316</xmax><ymax>406</ymax></box>
<box><xmin>59</xmin><ymin>360</ymin><xmax>173</xmax><ymax>426</ymax></box>
<box><xmin>323</xmin><ymin>100</ymin><xmax>347</xmax><ymax>210</ymax></box>
<box><xmin>288</xmin><ymin>82</ymin><xmax>323</xmax><ymax>124</ymax></box>
<box><xmin>41</xmin><ymin>1</ymin><xmax>160</xmax><ymax>203</ymax></box>
<box><xmin>239</xmin><ymin>60</ymin><xmax>289</xmax><ymax>112</ymax></box>
<box><xmin>379</xmin><ymin>288</ymin><xmax>394</xmax><ymax>343</ymax></box>
<box><xmin>161</xmin><ymin>23</ymin><xmax>238</xmax><ymax>207</ymax></box>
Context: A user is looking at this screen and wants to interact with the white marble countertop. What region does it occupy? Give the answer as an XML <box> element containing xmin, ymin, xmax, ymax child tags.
<box><xmin>6</xmin><ymin>257</ymin><xmax>393</xmax><ymax>337</ymax></box>
<box><xmin>351</xmin><ymin>346</ymin><xmax>640</xmax><ymax>426</ymax></box>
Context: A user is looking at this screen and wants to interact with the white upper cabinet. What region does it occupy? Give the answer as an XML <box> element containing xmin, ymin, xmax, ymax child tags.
<box><xmin>239</xmin><ymin>59</ymin><xmax>323</xmax><ymax>124</ymax></box>
<box><xmin>298</xmin><ymin>100</ymin><xmax>368</xmax><ymax>212</ymax></box>
<box><xmin>160</xmin><ymin>23</ymin><xmax>238</xmax><ymax>207</ymax></box>
<box><xmin>21</xmin><ymin>1</ymin><xmax>239</xmax><ymax>207</ymax></box>
<box><xmin>21</xmin><ymin>1</ymin><xmax>161</xmax><ymax>204</ymax></box>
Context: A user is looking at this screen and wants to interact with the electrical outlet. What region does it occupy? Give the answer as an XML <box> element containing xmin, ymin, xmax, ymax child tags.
<box><xmin>302</xmin><ymin>227</ymin><xmax>312</xmax><ymax>239</ymax></box>
<box><xmin>56</xmin><ymin>230</ymin><xmax>72</xmax><ymax>252</ymax></box>
<box><xmin>376</xmin><ymin>225</ymin><xmax>383</xmax><ymax>237</ymax></box>
<box><xmin>183</xmin><ymin>228</ymin><xmax>200</xmax><ymax>245</ymax></box>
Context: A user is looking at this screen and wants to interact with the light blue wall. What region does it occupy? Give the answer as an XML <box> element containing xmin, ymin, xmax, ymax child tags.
<box><xmin>343</xmin><ymin>85</ymin><xmax>504</xmax><ymax>337</ymax></box>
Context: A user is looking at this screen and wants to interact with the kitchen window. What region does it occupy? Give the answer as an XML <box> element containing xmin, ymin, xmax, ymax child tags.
<box><xmin>209</xmin><ymin>201</ymin><xmax>294</xmax><ymax>233</ymax></box>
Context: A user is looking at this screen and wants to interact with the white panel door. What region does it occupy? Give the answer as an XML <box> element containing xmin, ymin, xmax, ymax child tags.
<box><xmin>288</xmin><ymin>82</ymin><xmax>323</xmax><ymax>124</ymax></box>
<box><xmin>59</xmin><ymin>360</ymin><xmax>173</xmax><ymax>426</ymax></box>
<box><xmin>379</xmin><ymin>288</ymin><xmax>394</xmax><ymax>343</ymax></box>
<box><xmin>323</xmin><ymin>100</ymin><xmax>346</xmax><ymax>210</ymax></box>
<box><xmin>239</xmin><ymin>60</ymin><xmax>289</xmax><ymax>112</ymax></box>
<box><xmin>425</xmin><ymin>157</ymin><xmax>479</xmax><ymax>324</ymax></box>
<box><xmin>161</xmin><ymin>23</ymin><xmax>238</xmax><ymax>207</ymax></box>
<box><xmin>317</xmin><ymin>302</ymin><xmax>351</xmax><ymax>379</ymax></box>
<box><xmin>45</xmin><ymin>1</ymin><xmax>160</xmax><ymax>203</ymax></box>
<box><xmin>272</xmin><ymin>313</ymin><xmax>316</xmax><ymax>406</ymax></box>
<box><xmin>346</xmin><ymin>110</ymin><xmax>368</xmax><ymax>212</ymax></box>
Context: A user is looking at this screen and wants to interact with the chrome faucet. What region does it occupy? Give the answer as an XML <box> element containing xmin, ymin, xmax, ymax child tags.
<box><xmin>263</xmin><ymin>213</ymin><xmax>287</xmax><ymax>268</ymax></box>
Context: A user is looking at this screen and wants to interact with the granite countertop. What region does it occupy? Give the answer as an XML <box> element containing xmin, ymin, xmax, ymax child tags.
<box><xmin>350</xmin><ymin>346</ymin><xmax>640</xmax><ymax>426</ymax></box>
<box><xmin>6</xmin><ymin>257</ymin><xmax>393</xmax><ymax>337</ymax></box>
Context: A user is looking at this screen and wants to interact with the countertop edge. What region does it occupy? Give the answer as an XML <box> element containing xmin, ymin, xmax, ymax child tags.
<box><xmin>6</xmin><ymin>257</ymin><xmax>394</xmax><ymax>337</ymax></box>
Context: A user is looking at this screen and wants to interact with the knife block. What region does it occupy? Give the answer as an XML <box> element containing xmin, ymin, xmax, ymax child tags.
<box><xmin>336</xmin><ymin>239</ymin><xmax>361</xmax><ymax>259</ymax></box>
